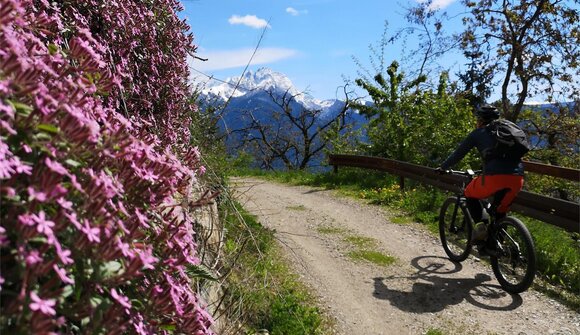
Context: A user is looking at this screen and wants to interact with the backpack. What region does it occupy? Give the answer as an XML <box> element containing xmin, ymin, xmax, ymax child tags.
<box><xmin>485</xmin><ymin>119</ymin><xmax>531</xmax><ymax>160</ymax></box>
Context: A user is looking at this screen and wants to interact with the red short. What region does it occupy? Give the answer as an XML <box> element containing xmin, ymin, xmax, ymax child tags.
<box><xmin>464</xmin><ymin>175</ymin><xmax>524</xmax><ymax>213</ymax></box>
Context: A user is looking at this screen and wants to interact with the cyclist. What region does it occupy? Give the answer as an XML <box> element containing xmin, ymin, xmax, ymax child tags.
<box><xmin>437</xmin><ymin>104</ymin><xmax>525</xmax><ymax>244</ymax></box>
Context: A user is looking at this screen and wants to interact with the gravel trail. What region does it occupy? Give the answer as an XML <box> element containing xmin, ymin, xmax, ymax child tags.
<box><xmin>233</xmin><ymin>178</ymin><xmax>580</xmax><ymax>335</ymax></box>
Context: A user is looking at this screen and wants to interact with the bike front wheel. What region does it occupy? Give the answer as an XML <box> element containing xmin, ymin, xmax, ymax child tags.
<box><xmin>490</xmin><ymin>217</ymin><xmax>537</xmax><ymax>294</ymax></box>
<box><xmin>439</xmin><ymin>197</ymin><xmax>473</xmax><ymax>262</ymax></box>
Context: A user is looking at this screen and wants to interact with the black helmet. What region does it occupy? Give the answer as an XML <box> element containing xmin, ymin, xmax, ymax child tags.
<box><xmin>475</xmin><ymin>104</ymin><xmax>500</xmax><ymax>121</ymax></box>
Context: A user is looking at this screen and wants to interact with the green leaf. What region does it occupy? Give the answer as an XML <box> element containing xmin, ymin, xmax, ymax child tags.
<box><xmin>185</xmin><ymin>265</ymin><xmax>217</xmax><ymax>282</ymax></box>
<box><xmin>65</xmin><ymin>159</ymin><xmax>82</xmax><ymax>168</ymax></box>
<box><xmin>34</xmin><ymin>133</ymin><xmax>53</xmax><ymax>142</ymax></box>
<box><xmin>37</xmin><ymin>123</ymin><xmax>59</xmax><ymax>134</ymax></box>
<box><xmin>7</xmin><ymin>100</ymin><xmax>32</xmax><ymax>117</ymax></box>
<box><xmin>48</xmin><ymin>43</ymin><xmax>59</xmax><ymax>55</ymax></box>
<box><xmin>160</xmin><ymin>325</ymin><xmax>177</xmax><ymax>331</ymax></box>
<box><xmin>99</xmin><ymin>261</ymin><xmax>123</xmax><ymax>279</ymax></box>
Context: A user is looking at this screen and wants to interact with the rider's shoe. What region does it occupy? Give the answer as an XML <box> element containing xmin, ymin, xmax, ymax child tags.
<box><xmin>477</xmin><ymin>239</ymin><xmax>499</xmax><ymax>258</ymax></box>
<box><xmin>471</xmin><ymin>221</ymin><xmax>488</xmax><ymax>244</ymax></box>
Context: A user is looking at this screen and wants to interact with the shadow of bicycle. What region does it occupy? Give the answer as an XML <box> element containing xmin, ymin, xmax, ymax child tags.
<box><xmin>372</xmin><ymin>255</ymin><xmax>523</xmax><ymax>313</ymax></box>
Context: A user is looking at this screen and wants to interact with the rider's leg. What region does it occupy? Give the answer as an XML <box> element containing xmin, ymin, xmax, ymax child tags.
<box><xmin>494</xmin><ymin>176</ymin><xmax>524</xmax><ymax>214</ymax></box>
<box><xmin>465</xmin><ymin>198</ymin><xmax>483</xmax><ymax>222</ymax></box>
<box><xmin>464</xmin><ymin>175</ymin><xmax>524</xmax><ymax>214</ymax></box>
<box><xmin>464</xmin><ymin>175</ymin><xmax>522</xmax><ymax>246</ymax></box>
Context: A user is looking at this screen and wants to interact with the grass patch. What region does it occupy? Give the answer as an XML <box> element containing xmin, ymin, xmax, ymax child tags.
<box><xmin>425</xmin><ymin>329</ymin><xmax>445</xmax><ymax>335</ymax></box>
<box><xmin>343</xmin><ymin>235</ymin><xmax>377</xmax><ymax>249</ymax></box>
<box><xmin>347</xmin><ymin>250</ymin><xmax>396</xmax><ymax>267</ymax></box>
<box><xmin>317</xmin><ymin>226</ymin><xmax>348</xmax><ymax>234</ymax></box>
<box><xmin>391</xmin><ymin>214</ymin><xmax>414</xmax><ymax>225</ymax></box>
<box><xmin>286</xmin><ymin>204</ymin><xmax>306</xmax><ymax>211</ymax></box>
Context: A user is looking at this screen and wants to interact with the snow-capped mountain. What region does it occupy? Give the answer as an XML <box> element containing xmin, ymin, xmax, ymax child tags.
<box><xmin>200</xmin><ymin>67</ymin><xmax>338</xmax><ymax>113</ymax></box>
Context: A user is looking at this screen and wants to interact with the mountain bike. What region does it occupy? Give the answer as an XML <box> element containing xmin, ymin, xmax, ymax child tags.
<box><xmin>437</xmin><ymin>169</ymin><xmax>537</xmax><ymax>294</ymax></box>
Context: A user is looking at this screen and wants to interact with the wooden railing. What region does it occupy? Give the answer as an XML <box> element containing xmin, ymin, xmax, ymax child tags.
<box><xmin>328</xmin><ymin>154</ymin><xmax>580</xmax><ymax>233</ymax></box>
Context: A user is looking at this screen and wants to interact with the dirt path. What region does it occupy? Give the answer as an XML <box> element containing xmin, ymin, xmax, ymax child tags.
<box><xmin>233</xmin><ymin>178</ymin><xmax>580</xmax><ymax>335</ymax></box>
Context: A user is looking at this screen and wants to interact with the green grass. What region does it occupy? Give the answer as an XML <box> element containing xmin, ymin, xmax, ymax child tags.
<box><xmin>343</xmin><ymin>235</ymin><xmax>377</xmax><ymax>249</ymax></box>
<box><xmin>316</xmin><ymin>226</ymin><xmax>348</xmax><ymax>234</ymax></box>
<box><xmin>221</xmin><ymin>201</ymin><xmax>332</xmax><ymax>334</ymax></box>
<box><xmin>391</xmin><ymin>214</ymin><xmax>414</xmax><ymax>225</ymax></box>
<box><xmin>347</xmin><ymin>250</ymin><xmax>396</xmax><ymax>266</ymax></box>
<box><xmin>425</xmin><ymin>329</ymin><xmax>445</xmax><ymax>335</ymax></box>
<box><xmin>235</xmin><ymin>167</ymin><xmax>580</xmax><ymax>311</ymax></box>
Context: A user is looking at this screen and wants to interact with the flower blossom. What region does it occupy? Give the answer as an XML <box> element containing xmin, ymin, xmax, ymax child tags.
<box><xmin>81</xmin><ymin>220</ymin><xmax>100</xmax><ymax>243</ymax></box>
<box><xmin>110</xmin><ymin>288</ymin><xmax>132</xmax><ymax>309</ymax></box>
<box><xmin>53</xmin><ymin>264</ymin><xmax>74</xmax><ymax>285</ymax></box>
<box><xmin>31</xmin><ymin>211</ymin><xmax>55</xmax><ymax>235</ymax></box>
<box><xmin>29</xmin><ymin>292</ymin><xmax>56</xmax><ymax>316</ymax></box>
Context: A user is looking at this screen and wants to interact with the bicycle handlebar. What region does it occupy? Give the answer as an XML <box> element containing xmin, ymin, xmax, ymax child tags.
<box><xmin>435</xmin><ymin>168</ymin><xmax>482</xmax><ymax>176</ymax></box>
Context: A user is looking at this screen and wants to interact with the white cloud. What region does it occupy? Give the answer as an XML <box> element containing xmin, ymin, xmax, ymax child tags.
<box><xmin>189</xmin><ymin>48</ymin><xmax>299</xmax><ymax>72</ymax></box>
<box><xmin>286</xmin><ymin>7</ymin><xmax>308</xmax><ymax>16</ymax></box>
<box><xmin>416</xmin><ymin>0</ymin><xmax>457</xmax><ymax>11</ymax></box>
<box><xmin>228</xmin><ymin>15</ymin><xmax>270</xmax><ymax>29</ymax></box>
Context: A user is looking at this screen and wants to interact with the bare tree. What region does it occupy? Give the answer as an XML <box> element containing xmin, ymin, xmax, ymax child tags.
<box><xmin>460</xmin><ymin>0</ymin><xmax>580</xmax><ymax>121</ymax></box>
<box><xmin>233</xmin><ymin>87</ymin><xmax>354</xmax><ymax>170</ymax></box>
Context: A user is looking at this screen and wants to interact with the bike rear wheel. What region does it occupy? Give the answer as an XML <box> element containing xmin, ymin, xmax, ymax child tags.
<box><xmin>439</xmin><ymin>197</ymin><xmax>473</xmax><ymax>262</ymax></box>
<box><xmin>490</xmin><ymin>217</ymin><xmax>536</xmax><ymax>294</ymax></box>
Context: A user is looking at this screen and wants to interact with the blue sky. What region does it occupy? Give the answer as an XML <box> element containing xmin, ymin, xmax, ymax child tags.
<box><xmin>181</xmin><ymin>0</ymin><xmax>464</xmax><ymax>99</ymax></box>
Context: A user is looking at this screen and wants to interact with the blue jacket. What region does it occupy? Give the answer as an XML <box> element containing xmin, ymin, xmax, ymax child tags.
<box><xmin>441</xmin><ymin>127</ymin><xmax>524</xmax><ymax>175</ymax></box>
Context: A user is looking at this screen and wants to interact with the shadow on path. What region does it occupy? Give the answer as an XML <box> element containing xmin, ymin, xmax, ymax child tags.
<box><xmin>372</xmin><ymin>255</ymin><xmax>523</xmax><ymax>313</ymax></box>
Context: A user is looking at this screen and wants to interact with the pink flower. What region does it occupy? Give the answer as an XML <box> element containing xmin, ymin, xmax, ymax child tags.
<box><xmin>115</xmin><ymin>237</ymin><xmax>133</xmax><ymax>258</ymax></box>
<box><xmin>110</xmin><ymin>288</ymin><xmax>132</xmax><ymax>309</ymax></box>
<box><xmin>0</xmin><ymin>160</ymin><xmax>15</xmax><ymax>179</ymax></box>
<box><xmin>137</xmin><ymin>248</ymin><xmax>157</xmax><ymax>270</ymax></box>
<box><xmin>65</xmin><ymin>212</ymin><xmax>82</xmax><ymax>230</ymax></box>
<box><xmin>134</xmin><ymin>208</ymin><xmax>149</xmax><ymax>228</ymax></box>
<box><xmin>48</xmin><ymin>184</ymin><xmax>68</xmax><ymax>199</ymax></box>
<box><xmin>12</xmin><ymin>158</ymin><xmax>32</xmax><ymax>175</ymax></box>
<box><xmin>21</xmin><ymin>143</ymin><xmax>32</xmax><ymax>153</ymax></box>
<box><xmin>68</xmin><ymin>174</ymin><xmax>84</xmax><ymax>192</ymax></box>
<box><xmin>57</xmin><ymin>197</ymin><xmax>73</xmax><ymax>210</ymax></box>
<box><xmin>53</xmin><ymin>264</ymin><xmax>74</xmax><ymax>284</ymax></box>
<box><xmin>29</xmin><ymin>292</ymin><xmax>56</xmax><ymax>315</ymax></box>
<box><xmin>45</xmin><ymin>157</ymin><xmax>68</xmax><ymax>175</ymax></box>
<box><xmin>25</xmin><ymin>249</ymin><xmax>43</xmax><ymax>266</ymax></box>
<box><xmin>81</xmin><ymin>220</ymin><xmax>100</xmax><ymax>243</ymax></box>
<box><xmin>18</xmin><ymin>214</ymin><xmax>35</xmax><ymax>227</ymax></box>
<box><xmin>31</xmin><ymin>211</ymin><xmax>55</xmax><ymax>235</ymax></box>
<box><xmin>198</xmin><ymin>165</ymin><xmax>206</xmax><ymax>175</ymax></box>
<box><xmin>28</xmin><ymin>187</ymin><xmax>48</xmax><ymax>202</ymax></box>
<box><xmin>56</xmin><ymin>247</ymin><xmax>74</xmax><ymax>265</ymax></box>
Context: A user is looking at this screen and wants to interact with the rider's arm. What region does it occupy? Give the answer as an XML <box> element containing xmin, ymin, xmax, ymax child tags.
<box><xmin>440</xmin><ymin>131</ymin><xmax>477</xmax><ymax>170</ymax></box>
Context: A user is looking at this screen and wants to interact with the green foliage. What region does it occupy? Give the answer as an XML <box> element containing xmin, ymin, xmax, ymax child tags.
<box><xmin>459</xmin><ymin>0</ymin><xmax>580</xmax><ymax>121</ymax></box>
<box><xmin>352</xmin><ymin>62</ymin><xmax>476</xmax><ymax>168</ymax></box>
<box><xmin>519</xmin><ymin>105</ymin><xmax>580</xmax><ymax>201</ymax></box>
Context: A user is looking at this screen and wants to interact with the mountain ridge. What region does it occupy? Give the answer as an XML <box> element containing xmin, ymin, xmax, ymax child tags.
<box><xmin>200</xmin><ymin>67</ymin><xmax>339</xmax><ymax>112</ymax></box>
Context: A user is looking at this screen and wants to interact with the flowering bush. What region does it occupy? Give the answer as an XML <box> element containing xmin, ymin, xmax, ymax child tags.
<box><xmin>0</xmin><ymin>0</ymin><xmax>213</xmax><ymax>333</ymax></box>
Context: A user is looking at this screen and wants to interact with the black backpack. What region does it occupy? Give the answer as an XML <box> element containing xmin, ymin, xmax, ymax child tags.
<box><xmin>485</xmin><ymin>119</ymin><xmax>531</xmax><ymax>160</ymax></box>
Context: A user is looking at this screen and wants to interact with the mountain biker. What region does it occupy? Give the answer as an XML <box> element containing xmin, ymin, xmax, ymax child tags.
<box><xmin>437</xmin><ymin>104</ymin><xmax>525</xmax><ymax>244</ymax></box>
